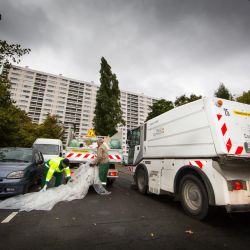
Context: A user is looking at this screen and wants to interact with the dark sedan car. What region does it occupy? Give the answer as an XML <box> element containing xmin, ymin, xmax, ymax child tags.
<box><xmin>0</xmin><ymin>147</ymin><xmax>44</xmax><ymax>197</ymax></box>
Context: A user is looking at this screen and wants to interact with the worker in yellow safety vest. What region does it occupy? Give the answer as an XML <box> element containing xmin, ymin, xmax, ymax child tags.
<box><xmin>41</xmin><ymin>157</ymin><xmax>71</xmax><ymax>192</ymax></box>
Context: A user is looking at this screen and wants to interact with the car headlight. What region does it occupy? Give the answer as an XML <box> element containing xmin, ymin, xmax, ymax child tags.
<box><xmin>7</xmin><ymin>171</ymin><xmax>25</xmax><ymax>179</ymax></box>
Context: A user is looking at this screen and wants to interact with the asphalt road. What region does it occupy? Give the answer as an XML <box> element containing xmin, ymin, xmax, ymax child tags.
<box><xmin>0</xmin><ymin>169</ymin><xmax>250</xmax><ymax>250</ymax></box>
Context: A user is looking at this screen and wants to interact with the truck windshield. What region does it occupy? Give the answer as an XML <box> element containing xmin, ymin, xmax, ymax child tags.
<box><xmin>127</xmin><ymin>127</ymin><xmax>141</xmax><ymax>165</ymax></box>
<box><xmin>130</xmin><ymin>128</ymin><xmax>141</xmax><ymax>147</ymax></box>
<box><xmin>34</xmin><ymin>144</ymin><xmax>59</xmax><ymax>155</ymax></box>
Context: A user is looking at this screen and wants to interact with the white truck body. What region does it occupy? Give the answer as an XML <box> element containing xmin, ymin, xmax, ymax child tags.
<box><xmin>128</xmin><ymin>97</ymin><xmax>250</xmax><ymax>219</ymax></box>
<box><xmin>33</xmin><ymin>138</ymin><xmax>63</xmax><ymax>162</ymax></box>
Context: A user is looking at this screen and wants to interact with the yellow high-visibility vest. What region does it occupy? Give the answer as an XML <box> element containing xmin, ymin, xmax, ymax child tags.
<box><xmin>45</xmin><ymin>157</ymin><xmax>71</xmax><ymax>183</ymax></box>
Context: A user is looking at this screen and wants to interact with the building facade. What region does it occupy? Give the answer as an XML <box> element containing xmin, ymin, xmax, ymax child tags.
<box><xmin>8</xmin><ymin>66</ymin><xmax>158</xmax><ymax>153</ymax></box>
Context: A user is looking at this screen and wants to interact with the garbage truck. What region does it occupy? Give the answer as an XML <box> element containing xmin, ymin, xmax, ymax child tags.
<box><xmin>65</xmin><ymin>129</ymin><xmax>123</xmax><ymax>186</ymax></box>
<box><xmin>127</xmin><ymin>97</ymin><xmax>250</xmax><ymax>220</ymax></box>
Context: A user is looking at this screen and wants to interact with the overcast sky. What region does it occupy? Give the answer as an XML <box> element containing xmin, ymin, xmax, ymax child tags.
<box><xmin>1</xmin><ymin>0</ymin><xmax>249</xmax><ymax>101</ymax></box>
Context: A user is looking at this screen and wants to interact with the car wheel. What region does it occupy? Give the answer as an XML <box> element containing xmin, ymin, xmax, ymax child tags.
<box><xmin>136</xmin><ymin>167</ymin><xmax>148</xmax><ymax>194</ymax></box>
<box><xmin>179</xmin><ymin>174</ymin><xmax>210</xmax><ymax>220</ymax></box>
<box><xmin>22</xmin><ymin>184</ymin><xmax>29</xmax><ymax>194</ymax></box>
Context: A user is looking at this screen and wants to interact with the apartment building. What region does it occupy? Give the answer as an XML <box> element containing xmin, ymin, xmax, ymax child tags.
<box><xmin>8</xmin><ymin>66</ymin><xmax>158</xmax><ymax>153</ymax></box>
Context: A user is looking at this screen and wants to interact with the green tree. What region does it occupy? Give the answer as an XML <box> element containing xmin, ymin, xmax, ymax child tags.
<box><xmin>146</xmin><ymin>99</ymin><xmax>174</xmax><ymax>121</ymax></box>
<box><xmin>93</xmin><ymin>57</ymin><xmax>125</xmax><ymax>136</ymax></box>
<box><xmin>214</xmin><ymin>83</ymin><xmax>233</xmax><ymax>100</ymax></box>
<box><xmin>0</xmin><ymin>40</ymin><xmax>33</xmax><ymax>147</ymax></box>
<box><xmin>0</xmin><ymin>40</ymin><xmax>31</xmax><ymax>69</ymax></box>
<box><xmin>174</xmin><ymin>94</ymin><xmax>202</xmax><ymax>107</ymax></box>
<box><xmin>236</xmin><ymin>91</ymin><xmax>250</xmax><ymax>105</ymax></box>
<box><xmin>38</xmin><ymin>114</ymin><xmax>64</xmax><ymax>139</ymax></box>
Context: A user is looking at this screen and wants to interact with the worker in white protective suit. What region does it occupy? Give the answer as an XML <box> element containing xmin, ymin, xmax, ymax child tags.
<box><xmin>90</xmin><ymin>138</ymin><xmax>111</xmax><ymax>194</ymax></box>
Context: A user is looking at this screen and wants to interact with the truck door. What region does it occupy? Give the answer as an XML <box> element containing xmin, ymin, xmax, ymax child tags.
<box><xmin>128</xmin><ymin>127</ymin><xmax>141</xmax><ymax>165</ymax></box>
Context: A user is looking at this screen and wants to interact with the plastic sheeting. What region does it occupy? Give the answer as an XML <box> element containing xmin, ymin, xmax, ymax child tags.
<box><xmin>0</xmin><ymin>163</ymin><xmax>111</xmax><ymax>212</ymax></box>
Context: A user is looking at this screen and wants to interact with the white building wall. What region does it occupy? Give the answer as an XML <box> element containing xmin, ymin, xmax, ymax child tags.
<box><xmin>8</xmin><ymin>66</ymin><xmax>158</xmax><ymax>152</ymax></box>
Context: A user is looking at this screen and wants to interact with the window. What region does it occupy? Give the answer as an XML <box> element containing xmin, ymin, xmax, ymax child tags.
<box><xmin>11</xmin><ymin>72</ymin><xmax>20</xmax><ymax>76</ymax></box>
<box><xmin>25</xmin><ymin>75</ymin><xmax>33</xmax><ymax>79</ymax></box>
<box><xmin>48</xmin><ymin>80</ymin><xmax>56</xmax><ymax>84</ymax></box>
<box><xmin>25</xmin><ymin>71</ymin><xmax>34</xmax><ymax>75</ymax></box>
<box><xmin>10</xmin><ymin>77</ymin><xmax>18</xmax><ymax>81</ymax></box>
<box><xmin>21</xmin><ymin>95</ymin><xmax>29</xmax><ymax>98</ymax></box>
<box><xmin>24</xmin><ymin>85</ymin><xmax>32</xmax><ymax>88</ymax></box>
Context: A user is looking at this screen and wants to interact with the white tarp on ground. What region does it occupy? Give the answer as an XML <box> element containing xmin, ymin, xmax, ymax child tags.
<box><xmin>0</xmin><ymin>163</ymin><xmax>110</xmax><ymax>212</ymax></box>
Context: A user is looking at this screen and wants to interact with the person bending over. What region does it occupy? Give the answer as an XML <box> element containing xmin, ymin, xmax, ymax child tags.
<box><xmin>41</xmin><ymin>157</ymin><xmax>71</xmax><ymax>192</ymax></box>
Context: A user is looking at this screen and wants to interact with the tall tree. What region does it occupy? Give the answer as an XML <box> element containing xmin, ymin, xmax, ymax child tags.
<box><xmin>38</xmin><ymin>114</ymin><xmax>64</xmax><ymax>139</ymax></box>
<box><xmin>93</xmin><ymin>57</ymin><xmax>125</xmax><ymax>136</ymax></box>
<box><xmin>236</xmin><ymin>90</ymin><xmax>250</xmax><ymax>104</ymax></box>
<box><xmin>174</xmin><ymin>94</ymin><xmax>202</xmax><ymax>107</ymax></box>
<box><xmin>0</xmin><ymin>40</ymin><xmax>33</xmax><ymax>146</ymax></box>
<box><xmin>0</xmin><ymin>40</ymin><xmax>31</xmax><ymax>69</ymax></box>
<box><xmin>146</xmin><ymin>99</ymin><xmax>174</xmax><ymax>121</ymax></box>
<box><xmin>214</xmin><ymin>83</ymin><xmax>233</xmax><ymax>100</ymax></box>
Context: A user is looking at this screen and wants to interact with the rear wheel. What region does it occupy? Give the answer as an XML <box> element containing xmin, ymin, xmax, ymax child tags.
<box><xmin>106</xmin><ymin>179</ymin><xmax>115</xmax><ymax>187</ymax></box>
<box><xmin>179</xmin><ymin>174</ymin><xmax>210</xmax><ymax>220</ymax></box>
<box><xmin>135</xmin><ymin>168</ymin><xmax>148</xmax><ymax>194</ymax></box>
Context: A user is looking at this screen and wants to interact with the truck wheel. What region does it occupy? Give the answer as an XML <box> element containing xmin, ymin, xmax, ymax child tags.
<box><xmin>179</xmin><ymin>174</ymin><xmax>209</xmax><ymax>220</ymax></box>
<box><xmin>136</xmin><ymin>168</ymin><xmax>148</xmax><ymax>194</ymax></box>
<box><xmin>106</xmin><ymin>179</ymin><xmax>114</xmax><ymax>187</ymax></box>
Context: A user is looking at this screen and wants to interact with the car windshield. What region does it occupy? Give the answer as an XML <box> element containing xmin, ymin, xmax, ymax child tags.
<box><xmin>0</xmin><ymin>148</ymin><xmax>32</xmax><ymax>162</ymax></box>
<box><xmin>34</xmin><ymin>144</ymin><xmax>59</xmax><ymax>155</ymax></box>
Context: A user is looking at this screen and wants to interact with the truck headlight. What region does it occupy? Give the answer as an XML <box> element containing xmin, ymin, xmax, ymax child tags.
<box><xmin>7</xmin><ymin>171</ymin><xmax>25</xmax><ymax>179</ymax></box>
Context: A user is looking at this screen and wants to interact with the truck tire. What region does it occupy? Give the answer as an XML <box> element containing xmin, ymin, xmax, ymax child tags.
<box><xmin>135</xmin><ymin>168</ymin><xmax>148</xmax><ymax>195</ymax></box>
<box><xmin>179</xmin><ymin>174</ymin><xmax>210</xmax><ymax>220</ymax></box>
<box><xmin>106</xmin><ymin>179</ymin><xmax>115</xmax><ymax>187</ymax></box>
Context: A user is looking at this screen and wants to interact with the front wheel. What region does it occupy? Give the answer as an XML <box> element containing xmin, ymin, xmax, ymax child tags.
<box><xmin>179</xmin><ymin>174</ymin><xmax>210</xmax><ymax>220</ymax></box>
<box><xmin>135</xmin><ymin>168</ymin><xmax>148</xmax><ymax>194</ymax></box>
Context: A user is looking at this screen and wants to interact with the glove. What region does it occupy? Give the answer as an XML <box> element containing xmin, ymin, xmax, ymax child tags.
<box><xmin>40</xmin><ymin>184</ymin><xmax>47</xmax><ymax>192</ymax></box>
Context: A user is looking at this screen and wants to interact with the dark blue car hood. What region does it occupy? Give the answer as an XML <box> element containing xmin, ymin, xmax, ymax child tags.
<box><xmin>0</xmin><ymin>162</ymin><xmax>30</xmax><ymax>178</ymax></box>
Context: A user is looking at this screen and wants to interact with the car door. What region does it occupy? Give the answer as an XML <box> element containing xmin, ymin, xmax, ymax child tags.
<box><xmin>32</xmin><ymin>150</ymin><xmax>44</xmax><ymax>184</ymax></box>
<box><xmin>36</xmin><ymin>151</ymin><xmax>44</xmax><ymax>178</ymax></box>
